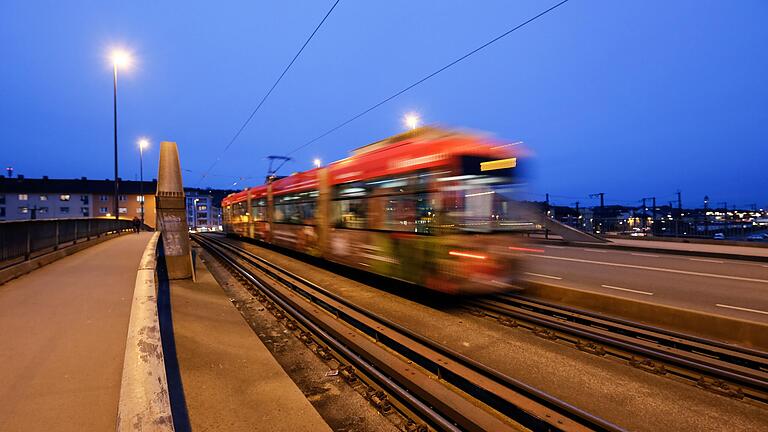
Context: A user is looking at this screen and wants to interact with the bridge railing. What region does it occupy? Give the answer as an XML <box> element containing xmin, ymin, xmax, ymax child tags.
<box><xmin>0</xmin><ymin>218</ymin><xmax>135</xmax><ymax>268</ymax></box>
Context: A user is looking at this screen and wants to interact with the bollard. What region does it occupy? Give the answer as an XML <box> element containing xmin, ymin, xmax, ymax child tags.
<box><xmin>155</xmin><ymin>141</ymin><xmax>193</xmax><ymax>279</ymax></box>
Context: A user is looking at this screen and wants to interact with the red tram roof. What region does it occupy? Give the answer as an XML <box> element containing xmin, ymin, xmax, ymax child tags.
<box><xmin>221</xmin><ymin>127</ymin><xmax>521</xmax><ymax>207</ymax></box>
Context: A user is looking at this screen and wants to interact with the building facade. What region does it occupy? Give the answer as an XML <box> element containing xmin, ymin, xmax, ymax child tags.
<box><xmin>1</xmin><ymin>175</ymin><xmax>235</xmax><ymax>231</ymax></box>
<box><xmin>0</xmin><ymin>176</ymin><xmax>159</xmax><ymax>228</ymax></box>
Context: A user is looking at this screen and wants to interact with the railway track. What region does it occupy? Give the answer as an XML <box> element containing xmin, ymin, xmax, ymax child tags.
<box><xmin>193</xmin><ymin>234</ymin><xmax>623</xmax><ymax>432</ymax></box>
<box><xmin>470</xmin><ymin>294</ymin><xmax>768</xmax><ymax>405</ymax></box>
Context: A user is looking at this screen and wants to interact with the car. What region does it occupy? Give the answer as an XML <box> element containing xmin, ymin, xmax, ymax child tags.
<box><xmin>747</xmin><ymin>233</ymin><xmax>767</xmax><ymax>241</ymax></box>
<box><xmin>713</xmin><ymin>233</ymin><xmax>725</xmax><ymax>240</ymax></box>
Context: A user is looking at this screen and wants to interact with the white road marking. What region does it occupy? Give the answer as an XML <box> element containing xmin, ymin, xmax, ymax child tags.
<box><xmin>524</xmin><ymin>272</ymin><xmax>562</xmax><ymax>280</ymax></box>
<box><xmin>600</xmin><ymin>284</ymin><xmax>653</xmax><ymax>296</ymax></box>
<box><xmin>630</xmin><ymin>253</ymin><xmax>660</xmax><ymax>258</ymax></box>
<box><xmin>527</xmin><ymin>254</ymin><xmax>768</xmax><ymax>284</ymax></box>
<box><xmin>715</xmin><ymin>304</ymin><xmax>768</xmax><ymax>316</ymax></box>
<box><xmin>762</xmin><ymin>265</ymin><xmax>768</xmax><ymax>268</ymax></box>
<box><xmin>689</xmin><ymin>258</ymin><xmax>723</xmax><ymax>264</ymax></box>
<box><xmin>545</xmin><ymin>245</ymin><xmax>566</xmax><ymax>249</ymax></box>
<box><xmin>583</xmin><ymin>248</ymin><xmax>607</xmax><ymax>253</ymax></box>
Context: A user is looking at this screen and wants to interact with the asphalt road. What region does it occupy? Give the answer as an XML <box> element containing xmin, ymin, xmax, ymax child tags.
<box><xmin>522</xmin><ymin>244</ymin><xmax>768</xmax><ymax>322</ymax></box>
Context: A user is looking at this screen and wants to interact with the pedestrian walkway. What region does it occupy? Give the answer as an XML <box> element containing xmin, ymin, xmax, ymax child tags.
<box><xmin>0</xmin><ymin>232</ymin><xmax>153</xmax><ymax>432</ymax></box>
<box><xmin>169</xmin><ymin>251</ymin><xmax>331</xmax><ymax>431</ymax></box>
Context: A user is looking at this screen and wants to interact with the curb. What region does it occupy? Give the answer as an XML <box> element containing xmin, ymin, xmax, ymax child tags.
<box><xmin>117</xmin><ymin>232</ymin><xmax>175</xmax><ymax>431</ymax></box>
<box><xmin>522</xmin><ymin>280</ymin><xmax>768</xmax><ymax>351</ymax></box>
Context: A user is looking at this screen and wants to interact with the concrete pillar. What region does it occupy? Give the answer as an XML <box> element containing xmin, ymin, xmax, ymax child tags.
<box><xmin>155</xmin><ymin>141</ymin><xmax>193</xmax><ymax>279</ymax></box>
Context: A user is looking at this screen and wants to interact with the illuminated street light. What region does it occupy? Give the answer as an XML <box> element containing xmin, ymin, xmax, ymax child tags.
<box><xmin>138</xmin><ymin>138</ymin><xmax>149</xmax><ymax>227</ymax></box>
<box><xmin>109</xmin><ymin>47</ymin><xmax>134</xmax><ymax>221</ymax></box>
<box><xmin>404</xmin><ymin>113</ymin><xmax>420</xmax><ymax>130</ymax></box>
<box><xmin>313</xmin><ymin>158</ymin><xmax>322</xmax><ymax>168</ymax></box>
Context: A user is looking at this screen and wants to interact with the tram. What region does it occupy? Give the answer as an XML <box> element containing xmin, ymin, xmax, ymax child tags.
<box><xmin>222</xmin><ymin>127</ymin><xmax>530</xmax><ymax>294</ymax></box>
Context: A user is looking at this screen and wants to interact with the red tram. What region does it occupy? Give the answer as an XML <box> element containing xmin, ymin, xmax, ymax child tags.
<box><xmin>222</xmin><ymin>127</ymin><xmax>531</xmax><ymax>295</ymax></box>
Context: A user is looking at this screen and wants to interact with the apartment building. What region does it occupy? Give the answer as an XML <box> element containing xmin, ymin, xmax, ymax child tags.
<box><xmin>0</xmin><ymin>175</ymin><xmax>158</xmax><ymax>227</ymax></box>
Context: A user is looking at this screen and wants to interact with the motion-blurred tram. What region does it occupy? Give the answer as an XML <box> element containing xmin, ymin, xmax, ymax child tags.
<box><xmin>222</xmin><ymin>127</ymin><xmax>531</xmax><ymax>295</ymax></box>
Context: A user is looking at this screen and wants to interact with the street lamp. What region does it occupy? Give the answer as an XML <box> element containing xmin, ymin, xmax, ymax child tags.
<box><xmin>138</xmin><ymin>138</ymin><xmax>149</xmax><ymax>228</ymax></box>
<box><xmin>404</xmin><ymin>112</ymin><xmax>420</xmax><ymax>130</ymax></box>
<box><xmin>110</xmin><ymin>48</ymin><xmax>132</xmax><ymax>221</ymax></box>
<box><xmin>313</xmin><ymin>158</ymin><xmax>321</xmax><ymax>168</ymax></box>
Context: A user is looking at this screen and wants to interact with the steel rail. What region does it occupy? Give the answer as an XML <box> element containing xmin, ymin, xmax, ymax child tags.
<box><xmin>196</xmin><ymin>234</ymin><xmax>624</xmax><ymax>432</ymax></box>
<box><xmin>472</xmin><ymin>296</ymin><xmax>768</xmax><ymax>404</ymax></box>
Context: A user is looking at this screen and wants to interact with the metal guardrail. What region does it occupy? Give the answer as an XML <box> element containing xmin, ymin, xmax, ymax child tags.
<box><xmin>0</xmin><ymin>218</ymin><xmax>135</xmax><ymax>268</ymax></box>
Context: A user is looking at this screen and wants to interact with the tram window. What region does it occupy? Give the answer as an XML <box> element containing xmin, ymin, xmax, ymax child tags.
<box><xmin>333</xmin><ymin>199</ymin><xmax>367</xmax><ymax>229</ymax></box>
<box><xmin>274</xmin><ymin>192</ymin><xmax>316</xmax><ymax>224</ymax></box>
<box><xmin>251</xmin><ymin>198</ymin><xmax>266</xmax><ymax>221</ymax></box>
<box><xmin>382</xmin><ymin>194</ymin><xmax>433</xmax><ymax>233</ymax></box>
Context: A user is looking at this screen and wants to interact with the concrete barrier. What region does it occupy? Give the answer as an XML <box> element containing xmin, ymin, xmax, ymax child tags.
<box><xmin>117</xmin><ymin>232</ymin><xmax>174</xmax><ymax>431</ymax></box>
<box><xmin>0</xmin><ymin>231</ymin><xmax>130</xmax><ymax>286</ymax></box>
<box><xmin>528</xmin><ymin>238</ymin><xmax>768</xmax><ymax>263</ymax></box>
<box><xmin>523</xmin><ymin>281</ymin><xmax>768</xmax><ymax>351</ymax></box>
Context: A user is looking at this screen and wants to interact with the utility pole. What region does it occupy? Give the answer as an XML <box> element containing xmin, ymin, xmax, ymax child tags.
<box><xmin>589</xmin><ymin>193</ymin><xmax>605</xmax><ymax>233</ymax></box>
<box><xmin>676</xmin><ymin>190</ymin><xmax>683</xmax><ymax>238</ymax></box>
<box><xmin>544</xmin><ymin>193</ymin><xmax>550</xmax><ymax>239</ymax></box>
<box><xmin>703</xmin><ymin>195</ymin><xmax>710</xmax><ymax>236</ymax></box>
<box><xmin>573</xmin><ymin>201</ymin><xmax>580</xmax><ymax>229</ymax></box>
<box><xmin>652</xmin><ymin>197</ymin><xmax>657</xmax><ymax>234</ymax></box>
<box><xmin>719</xmin><ymin>201</ymin><xmax>728</xmax><ymax>236</ymax></box>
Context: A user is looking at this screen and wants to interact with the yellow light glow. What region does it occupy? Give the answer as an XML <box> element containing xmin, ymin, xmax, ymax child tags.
<box><xmin>480</xmin><ymin>157</ymin><xmax>517</xmax><ymax>171</ymax></box>
<box><xmin>403</xmin><ymin>113</ymin><xmax>420</xmax><ymax>130</ymax></box>
<box><xmin>111</xmin><ymin>49</ymin><xmax>133</xmax><ymax>68</ymax></box>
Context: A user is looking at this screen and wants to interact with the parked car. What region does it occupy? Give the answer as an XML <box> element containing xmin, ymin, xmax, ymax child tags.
<box><xmin>713</xmin><ymin>233</ymin><xmax>725</xmax><ymax>240</ymax></box>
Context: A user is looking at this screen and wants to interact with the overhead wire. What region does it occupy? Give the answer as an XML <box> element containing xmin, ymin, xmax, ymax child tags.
<box><xmin>285</xmin><ymin>0</ymin><xmax>571</xmax><ymax>157</ymax></box>
<box><xmin>199</xmin><ymin>0</ymin><xmax>342</xmax><ymax>185</ymax></box>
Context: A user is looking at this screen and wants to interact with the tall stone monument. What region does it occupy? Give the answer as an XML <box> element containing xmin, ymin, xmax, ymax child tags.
<box><xmin>155</xmin><ymin>141</ymin><xmax>192</xmax><ymax>279</ymax></box>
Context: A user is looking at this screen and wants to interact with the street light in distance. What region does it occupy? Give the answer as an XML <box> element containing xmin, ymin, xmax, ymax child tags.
<box><xmin>138</xmin><ymin>137</ymin><xmax>149</xmax><ymax>228</ymax></box>
<box><xmin>404</xmin><ymin>112</ymin><xmax>421</xmax><ymax>130</ymax></box>
<box><xmin>313</xmin><ymin>158</ymin><xmax>322</xmax><ymax>169</ymax></box>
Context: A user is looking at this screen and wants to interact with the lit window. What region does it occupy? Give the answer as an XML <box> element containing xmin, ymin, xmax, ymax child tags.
<box><xmin>119</xmin><ymin>207</ymin><xmax>128</xmax><ymax>214</ymax></box>
<box><xmin>19</xmin><ymin>206</ymin><xmax>29</xmax><ymax>213</ymax></box>
<box><xmin>39</xmin><ymin>207</ymin><xmax>48</xmax><ymax>214</ymax></box>
<box><xmin>60</xmin><ymin>207</ymin><xmax>70</xmax><ymax>213</ymax></box>
<box><xmin>99</xmin><ymin>207</ymin><xmax>108</xmax><ymax>214</ymax></box>
<box><xmin>198</xmin><ymin>205</ymin><xmax>208</xmax><ymax>211</ymax></box>
<box><xmin>136</xmin><ymin>196</ymin><xmax>145</xmax><ymax>202</ymax></box>
<box><xmin>19</xmin><ymin>194</ymin><xmax>28</xmax><ymax>201</ymax></box>
<box><xmin>60</xmin><ymin>194</ymin><xmax>71</xmax><ymax>201</ymax></box>
<box><xmin>40</xmin><ymin>195</ymin><xmax>48</xmax><ymax>201</ymax></box>
<box><xmin>82</xmin><ymin>207</ymin><xmax>89</xmax><ymax>216</ymax></box>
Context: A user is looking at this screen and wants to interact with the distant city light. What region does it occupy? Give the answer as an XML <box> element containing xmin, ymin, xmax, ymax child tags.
<box><xmin>403</xmin><ymin>113</ymin><xmax>420</xmax><ymax>130</ymax></box>
<box><xmin>110</xmin><ymin>49</ymin><xmax>133</xmax><ymax>68</ymax></box>
<box><xmin>313</xmin><ymin>158</ymin><xmax>321</xmax><ymax>168</ymax></box>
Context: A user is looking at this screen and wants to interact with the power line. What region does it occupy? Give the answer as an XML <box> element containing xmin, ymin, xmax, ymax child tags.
<box><xmin>200</xmin><ymin>0</ymin><xmax>342</xmax><ymax>184</ymax></box>
<box><xmin>286</xmin><ymin>0</ymin><xmax>571</xmax><ymax>156</ymax></box>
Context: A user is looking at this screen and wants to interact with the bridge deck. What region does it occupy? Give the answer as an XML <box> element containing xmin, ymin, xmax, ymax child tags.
<box><xmin>0</xmin><ymin>232</ymin><xmax>152</xmax><ymax>432</ymax></box>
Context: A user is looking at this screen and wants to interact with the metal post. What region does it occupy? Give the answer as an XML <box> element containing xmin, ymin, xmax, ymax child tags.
<box><xmin>74</xmin><ymin>220</ymin><xmax>78</xmax><ymax>244</ymax></box>
<box><xmin>140</xmin><ymin>144</ymin><xmax>145</xmax><ymax>228</ymax></box>
<box><xmin>54</xmin><ymin>220</ymin><xmax>60</xmax><ymax>250</ymax></box>
<box><xmin>25</xmin><ymin>225</ymin><xmax>31</xmax><ymax>260</ymax></box>
<box><xmin>113</xmin><ymin>63</ymin><xmax>120</xmax><ymax>221</ymax></box>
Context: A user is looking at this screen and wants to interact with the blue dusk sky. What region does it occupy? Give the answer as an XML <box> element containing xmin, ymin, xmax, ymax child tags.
<box><xmin>1</xmin><ymin>1</ymin><xmax>766</xmax><ymax>208</ymax></box>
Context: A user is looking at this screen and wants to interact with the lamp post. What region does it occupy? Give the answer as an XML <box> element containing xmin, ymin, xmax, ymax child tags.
<box><xmin>111</xmin><ymin>49</ymin><xmax>132</xmax><ymax>221</ymax></box>
<box><xmin>193</xmin><ymin>198</ymin><xmax>199</xmax><ymax>231</ymax></box>
<box><xmin>138</xmin><ymin>138</ymin><xmax>149</xmax><ymax>227</ymax></box>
